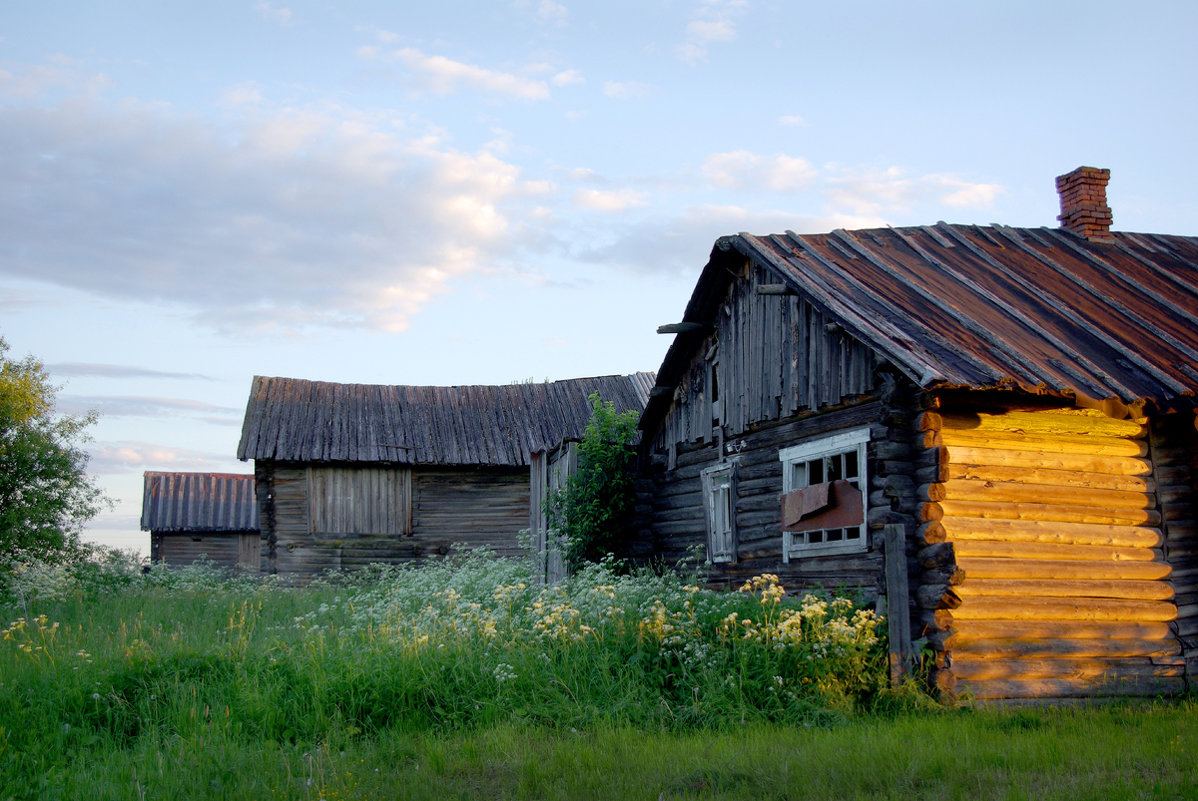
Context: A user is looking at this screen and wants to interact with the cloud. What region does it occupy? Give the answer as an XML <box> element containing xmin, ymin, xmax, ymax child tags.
<box><xmin>56</xmin><ymin>395</ymin><xmax>240</xmax><ymax>419</ymax></box>
<box><xmin>702</xmin><ymin>151</ymin><xmax>818</xmax><ymax>193</ymax></box>
<box><xmin>677</xmin><ymin>0</ymin><xmax>747</xmax><ymax>64</ymax></box>
<box><xmin>88</xmin><ymin>441</ymin><xmax>236</xmax><ymax>474</ymax></box>
<box><xmin>552</xmin><ymin>69</ymin><xmax>584</xmax><ymax>87</ymax></box>
<box><xmin>221</xmin><ymin>82</ymin><xmax>263</xmax><ymax>106</ymax></box>
<box><xmin>602</xmin><ymin>81</ymin><xmax>650</xmax><ymax>100</ymax></box>
<box><xmin>255</xmin><ymin>3</ymin><xmax>294</xmax><ymax>26</ymax></box>
<box><xmin>0</xmin><ymin>62</ymin><xmax>547</xmax><ymax>335</ymax></box>
<box><xmin>572</xmin><ymin>188</ymin><xmax>649</xmax><ymax>212</ymax></box>
<box><xmin>536</xmin><ymin>0</ymin><xmax>568</xmax><ymax>26</ymax></box>
<box><xmin>576</xmin><ymin>203</ymin><xmax>883</xmax><ymax>274</ymax></box>
<box><xmin>826</xmin><ymin>167</ymin><xmax>1004</xmax><ymax>216</ymax></box>
<box><xmin>779</xmin><ymin>114</ymin><xmax>806</xmax><ymax>127</ymax></box>
<box><xmin>46</xmin><ymin>363</ymin><xmax>215</xmax><ymax>380</ymax></box>
<box><xmin>389</xmin><ymin>48</ymin><xmax>550</xmax><ymax>100</ymax></box>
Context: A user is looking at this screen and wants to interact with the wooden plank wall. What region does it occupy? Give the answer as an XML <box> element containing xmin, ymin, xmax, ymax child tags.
<box><xmin>261</xmin><ymin>462</ymin><xmax>530</xmax><ymax>578</ymax></box>
<box><xmin>152</xmin><ymin>531</ymin><xmax>256</xmax><ymax>571</ymax></box>
<box><xmin>653</xmin><ymin>262</ymin><xmax>876</xmax><ymax>454</ymax></box>
<box><xmin>308</xmin><ymin>466</ymin><xmax>412</xmax><ymax>535</ymax></box>
<box><xmin>917</xmin><ymin>403</ymin><xmax>1184</xmax><ymax>701</ymax></box>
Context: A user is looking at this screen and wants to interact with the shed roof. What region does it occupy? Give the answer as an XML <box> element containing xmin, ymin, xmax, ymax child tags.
<box><xmin>643</xmin><ymin>224</ymin><xmax>1198</xmax><ymax>430</ymax></box>
<box><xmin>237</xmin><ymin>372</ymin><xmax>656</xmax><ymax>466</ymax></box>
<box><xmin>140</xmin><ymin>472</ymin><xmax>258</xmax><ymax>532</ymax></box>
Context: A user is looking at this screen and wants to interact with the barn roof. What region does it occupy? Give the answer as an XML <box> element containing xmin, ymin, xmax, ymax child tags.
<box><xmin>140</xmin><ymin>472</ymin><xmax>258</xmax><ymax>532</ymax></box>
<box><xmin>643</xmin><ymin>223</ymin><xmax>1198</xmax><ymax>430</ymax></box>
<box><xmin>237</xmin><ymin>372</ymin><xmax>656</xmax><ymax>466</ymax></box>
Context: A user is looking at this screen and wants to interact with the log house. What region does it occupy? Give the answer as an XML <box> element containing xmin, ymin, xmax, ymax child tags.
<box><xmin>238</xmin><ymin>373</ymin><xmax>653</xmax><ymax>579</ymax></box>
<box><xmin>634</xmin><ymin>166</ymin><xmax>1198</xmax><ymax>701</ymax></box>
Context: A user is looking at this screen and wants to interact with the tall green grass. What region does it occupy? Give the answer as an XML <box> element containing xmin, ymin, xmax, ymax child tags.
<box><xmin>2</xmin><ymin>551</ymin><xmax>1194</xmax><ymax>799</ymax></box>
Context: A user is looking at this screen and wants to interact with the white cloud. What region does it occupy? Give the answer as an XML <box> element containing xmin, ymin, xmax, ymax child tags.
<box><xmin>572</xmin><ymin>188</ymin><xmax>649</xmax><ymax>212</ymax></box>
<box><xmin>221</xmin><ymin>82</ymin><xmax>262</xmax><ymax>106</ymax></box>
<box><xmin>779</xmin><ymin>114</ymin><xmax>806</xmax><ymax>127</ymax></box>
<box><xmin>255</xmin><ymin>2</ymin><xmax>294</xmax><ymax>27</ymax></box>
<box><xmin>552</xmin><ymin>69</ymin><xmax>584</xmax><ymax>87</ymax></box>
<box><xmin>677</xmin><ymin>0</ymin><xmax>747</xmax><ymax>64</ymax></box>
<box><xmin>390</xmin><ymin>48</ymin><xmax>550</xmax><ymax>100</ymax></box>
<box><xmin>826</xmin><ymin>167</ymin><xmax>1004</xmax><ymax>216</ymax></box>
<box><xmin>602</xmin><ymin>81</ymin><xmax>650</xmax><ymax>100</ymax></box>
<box><xmin>89</xmin><ymin>441</ymin><xmax>233</xmax><ymax>474</ymax></box>
<box><xmin>0</xmin><ymin>62</ymin><xmax>550</xmax><ymax>335</ymax></box>
<box><xmin>702</xmin><ymin>151</ymin><xmax>818</xmax><ymax>193</ymax></box>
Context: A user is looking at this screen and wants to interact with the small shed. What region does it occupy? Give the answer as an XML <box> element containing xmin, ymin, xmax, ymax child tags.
<box><xmin>140</xmin><ymin>472</ymin><xmax>260</xmax><ymax>571</ymax></box>
<box><xmin>635</xmin><ymin>167</ymin><xmax>1198</xmax><ymax>700</ymax></box>
<box><xmin>237</xmin><ymin>373</ymin><xmax>654</xmax><ymax>579</ymax></box>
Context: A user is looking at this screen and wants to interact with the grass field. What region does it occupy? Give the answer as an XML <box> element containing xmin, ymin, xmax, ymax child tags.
<box><xmin>2</xmin><ymin>551</ymin><xmax>1195</xmax><ymax>800</ymax></box>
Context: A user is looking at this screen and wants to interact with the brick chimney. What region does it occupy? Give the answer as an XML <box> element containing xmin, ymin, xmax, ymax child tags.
<box><xmin>1056</xmin><ymin>166</ymin><xmax>1113</xmax><ymax>241</ymax></box>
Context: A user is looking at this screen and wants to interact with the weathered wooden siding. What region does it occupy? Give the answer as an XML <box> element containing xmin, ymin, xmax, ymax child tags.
<box><xmin>257</xmin><ymin>462</ymin><xmax>528</xmax><ymax>578</ymax></box>
<box><xmin>529</xmin><ymin>442</ymin><xmax>576</xmax><ymax>583</ymax></box>
<box><xmin>640</xmin><ymin>401</ymin><xmax>890</xmax><ymax>595</ymax></box>
<box><xmin>917</xmin><ymin>403</ymin><xmax>1184</xmax><ymax>700</ymax></box>
<box><xmin>151</xmin><ymin>531</ymin><xmax>260</xmax><ymax>571</ymax></box>
<box><xmin>653</xmin><ymin>261</ymin><xmax>876</xmax><ymax>453</ymax></box>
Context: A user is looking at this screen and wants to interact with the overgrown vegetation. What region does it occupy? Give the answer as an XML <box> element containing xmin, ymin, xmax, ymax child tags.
<box><xmin>546</xmin><ymin>392</ymin><xmax>640</xmax><ymax>569</ymax></box>
<box><xmin>0</xmin><ymin>336</ymin><xmax>107</xmax><ymax>570</ymax></box>
<box><xmin>2</xmin><ymin>552</ymin><xmax>1195</xmax><ymax>798</ymax></box>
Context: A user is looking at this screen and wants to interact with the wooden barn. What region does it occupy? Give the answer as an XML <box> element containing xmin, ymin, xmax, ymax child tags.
<box><xmin>237</xmin><ymin>373</ymin><xmax>653</xmax><ymax>579</ymax></box>
<box><xmin>634</xmin><ymin>166</ymin><xmax>1198</xmax><ymax>701</ymax></box>
<box><xmin>140</xmin><ymin>472</ymin><xmax>260</xmax><ymax>571</ymax></box>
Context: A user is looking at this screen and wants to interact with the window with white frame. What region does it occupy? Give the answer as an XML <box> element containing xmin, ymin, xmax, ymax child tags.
<box><xmin>779</xmin><ymin>427</ymin><xmax>869</xmax><ymax>560</ymax></box>
<box><xmin>701</xmin><ymin>462</ymin><xmax>736</xmax><ymax>563</ymax></box>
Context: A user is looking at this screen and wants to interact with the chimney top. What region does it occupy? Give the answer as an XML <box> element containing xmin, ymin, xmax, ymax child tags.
<box><xmin>1056</xmin><ymin>166</ymin><xmax>1113</xmax><ymax>242</ymax></box>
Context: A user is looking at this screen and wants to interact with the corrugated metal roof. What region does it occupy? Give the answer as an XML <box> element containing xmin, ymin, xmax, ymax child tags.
<box><xmin>140</xmin><ymin>472</ymin><xmax>258</xmax><ymax>532</ymax></box>
<box><xmin>237</xmin><ymin>372</ymin><xmax>656</xmax><ymax>466</ymax></box>
<box><xmin>643</xmin><ymin>224</ymin><xmax>1198</xmax><ymax>429</ymax></box>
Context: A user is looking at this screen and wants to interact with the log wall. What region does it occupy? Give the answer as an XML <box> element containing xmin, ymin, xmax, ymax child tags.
<box><xmin>1150</xmin><ymin>411</ymin><xmax>1198</xmax><ymax>682</ymax></box>
<box><xmin>151</xmin><ymin>531</ymin><xmax>260</xmax><ymax>572</ymax></box>
<box><xmin>918</xmin><ymin>401</ymin><xmax>1184</xmax><ymax>700</ymax></box>
<box><xmin>256</xmin><ymin>462</ymin><xmax>529</xmax><ymax>578</ymax></box>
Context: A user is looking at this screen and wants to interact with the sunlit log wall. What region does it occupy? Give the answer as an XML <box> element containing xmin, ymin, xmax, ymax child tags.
<box><xmin>916</xmin><ymin>395</ymin><xmax>1187</xmax><ymax>701</ymax></box>
<box><xmin>255</xmin><ymin>463</ymin><xmax>528</xmax><ymax>579</ymax></box>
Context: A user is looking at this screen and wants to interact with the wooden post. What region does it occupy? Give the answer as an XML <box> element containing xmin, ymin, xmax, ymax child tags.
<box><xmin>884</xmin><ymin>523</ymin><xmax>914</xmax><ymax>683</ymax></box>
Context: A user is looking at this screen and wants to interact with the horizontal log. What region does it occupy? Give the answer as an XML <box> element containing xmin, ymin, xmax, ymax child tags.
<box><xmin>940</xmin><ymin>445</ymin><xmax>1151</xmax><ymax>476</ymax></box>
<box><xmin>941</xmin><ymin>596</ymin><xmax>1177</xmax><ymax>623</ymax></box>
<box><xmin>921</xmin><ymin>566</ymin><xmax>966</xmax><ymax>586</ymax></box>
<box><xmin>917</xmin><ymin>542</ymin><xmax>956</xmax><ymax>570</ymax></box>
<box><xmin>940</xmin><ymin>619</ymin><xmax>1172</xmax><ymax>642</ymax></box>
<box><xmin>948</xmin><ymin>637</ymin><xmax>1180</xmax><ymax>660</ymax></box>
<box><xmin>953</xmin><ymin>578</ymin><xmax>1174</xmax><ymax>602</ymax></box>
<box><xmin>950</xmin><ymin>657</ymin><xmax>1183</xmax><ymax>681</ymax></box>
<box><xmin>955</xmin><ymin>557</ymin><xmax>1172</xmax><ymax>582</ymax></box>
<box><xmin>954</xmin><ymin>675</ymin><xmax>1185</xmax><ymax>700</ymax></box>
<box><xmin>921</xmin><ymin>500</ymin><xmax>1160</xmax><ymax>527</ymax></box>
<box><xmin>927</xmin><ymin>429</ymin><xmax>1147</xmax><ymax>458</ymax></box>
<box><xmin>925</xmin><ymin>479</ymin><xmax>1154</xmax><ymax>510</ymax></box>
<box><xmin>924</xmin><ymin>410</ymin><xmax>1146</xmax><ymax>438</ymax></box>
<box><xmin>940</xmin><ymin>462</ymin><xmax>1155</xmax><ymax>493</ymax></box>
<box><xmin>919</xmin><ymin>518</ymin><xmax>1162</xmax><ymax>548</ymax></box>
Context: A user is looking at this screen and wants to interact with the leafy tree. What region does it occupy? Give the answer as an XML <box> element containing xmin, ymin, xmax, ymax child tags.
<box><xmin>548</xmin><ymin>392</ymin><xmax>640</xmax><ymax>570</ymax></box>
<box><xmin>0</xmin><ymin>336</ymin><xmax>106</xmax><ymax>564</ymax></box>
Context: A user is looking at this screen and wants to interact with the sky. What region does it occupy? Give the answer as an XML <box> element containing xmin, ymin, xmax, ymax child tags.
<box><xmin>2</xmin><ymin>0</ymin><xmax>1196</xmax><ymax>555</ymax></box>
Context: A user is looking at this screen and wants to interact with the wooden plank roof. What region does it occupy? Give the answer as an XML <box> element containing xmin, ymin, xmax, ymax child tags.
<box><xmin>237</xmin><ymin>372</ymin><xmax>656</xmax><ymax>466</ymax></box>
<box><xmin>642</xmin><ymin>224</ymin><xmax>1198</xmax><ymax>430</ymax></box>
<box><xmin>140</xmin><ymin>472</ymin><xmax>258</xmax><ymax>532</ymax></box>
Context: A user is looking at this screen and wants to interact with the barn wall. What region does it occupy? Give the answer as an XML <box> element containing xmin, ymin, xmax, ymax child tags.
<box><xmin>652</xmin><ymin>260</ymin><xmax>877</xmax><ymax>454</ymax></box>
<box><xmin>917</xmin><ymin>401</ymin><xmax>1184</xmax><ymax>700</ymax></box>
<box><xmin>257</xmin><ymin>461</ymin><xmax>528</xmax><ymax>578</ymax></box>
<box><xmin>151</xmin><ymin>531</ymin><xmax>259</xmax><ymax>571</ymax></box>
<box><xmin>1151</xmin><ymin>411</ymin><xmax>1198</xmax><ymax>681</ymax></box>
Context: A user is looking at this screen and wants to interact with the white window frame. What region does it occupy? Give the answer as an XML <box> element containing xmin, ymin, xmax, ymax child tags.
<box><xmin>779</xmin><ymin>427</ymin><xmax>869</xmax><ymax>561</ymax></box>
<box><xmin>701</xmin><ymin>462</ymin><xmax>736</xmax><ymax>564</ymax></box>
